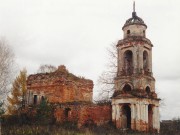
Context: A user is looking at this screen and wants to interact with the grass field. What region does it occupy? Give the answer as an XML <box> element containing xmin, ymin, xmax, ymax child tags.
<box><xmin>2</xmin><ymin>125</ymin><xmax>153</xmax><ymax>135</ymax></box>
<box><xmin>2</xmin><ymin>120</ymin><xmax>180</xmax><ymax>135</ymax></box>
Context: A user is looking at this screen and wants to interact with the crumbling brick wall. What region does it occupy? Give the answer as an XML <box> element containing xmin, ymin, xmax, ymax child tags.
<box><xmin>27</xmin><ymin>65</ymin><xmax>93</xmax><ymax>104</ymax></box>
<box><xmin>78</xmin><ymin>104</ymin><xmax>112</xmax><ymax>127</ymax></box>
<box><xmin>54</xmin><ymin>103</ymin><xmax>112</xmax><ymax>127</ymax></box>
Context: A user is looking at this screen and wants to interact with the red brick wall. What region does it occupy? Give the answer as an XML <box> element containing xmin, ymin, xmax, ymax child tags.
<box><xmin>27</xmin><ymin>67</ymin><xmax>93</xmax><ymax>104</ymax></box>
<box><xmin>28</xmin><ymin>83</ymin><xmax>92</xmax><ymax>103</ymax></box>
<box><xmin>54</xmin><ymin>104</ymin><xmax>112</xmax><ymax>127</ymax></box>
<box><xmin>78</xmin><ymin>104</ymin><xmax>112</xmax><ymax>127</ymax></box>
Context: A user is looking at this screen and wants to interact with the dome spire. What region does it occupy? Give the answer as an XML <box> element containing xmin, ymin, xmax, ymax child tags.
<box><xmin>133</xmin><ymin>0</ymin><xmax>135</xmax><ymax>12</ymax></box>
<box><xmin>132</xmin><ymin>1</ymin><xmax>137</xmax><ymax>18</ymax></box>
<box><xmin>122</xmin><ymin>1</ymin><xmax>147</xmax><ymax>29</ymax></box>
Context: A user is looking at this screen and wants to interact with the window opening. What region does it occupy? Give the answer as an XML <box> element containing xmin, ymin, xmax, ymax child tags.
<box><xmin>124</xmin><ymin>50</ymin><xmax>133</xmax><ymax>75</ymax></box>
<box><xmin>127</xmin><ymin>30</ymin><xmax>130</xmax><ymax>35</ymax></box>
<box><xmin>34</xmin><ymin>95</ymin><xmax>37</xmax><ymax>105</ymax></box>
<box><xmin>146</xmin><ymin>86</ymin><xmax>151</xmax><ymax>94</ymax></box>
<box><xmin>143</xmin><ymin>51</ymin><xmax>148</xmax><ymax>71</ymax></box>
<box><xmin>123</xmin><ymin>84</ymin><xmax>132</xmax><ymax>92</ymax></box>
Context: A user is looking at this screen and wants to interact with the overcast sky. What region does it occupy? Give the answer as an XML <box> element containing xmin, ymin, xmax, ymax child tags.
<box><xmin>0</xmin><ymin>0</ymin><xmax>180</xmax><ymax>120</ymax></box>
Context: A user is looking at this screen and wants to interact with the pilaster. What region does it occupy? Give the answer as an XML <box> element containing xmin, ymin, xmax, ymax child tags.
<box><xmin>131</xmin><ymin>104</ymin><xmax>136</xmax><ymax>130</ymax></box>
<box><xmin>115</xmin><ymin>104</ymin><xmax>120</xmax><ymax>128</ymax></box>
<box><xmin>112</xmin><ymin>105</ymin><xmax>116</xmax><ymax>123</ymax></box>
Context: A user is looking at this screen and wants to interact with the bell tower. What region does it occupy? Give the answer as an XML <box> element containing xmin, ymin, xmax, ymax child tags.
<box><xmin>111</xmin><ymin>2</ymin><xmax>160</xmax><ymax>132</ymax></box>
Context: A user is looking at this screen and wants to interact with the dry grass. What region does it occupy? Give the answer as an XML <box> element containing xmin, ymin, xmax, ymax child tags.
<box><xmin>2</xmin><ymin>125</ymin><xmax>153</xmax><ymax>135</ymax></box>
<box><xmin>2</xmin><ymin>120</ymin><xmax>180</xmax><ymax>135</ymax></box>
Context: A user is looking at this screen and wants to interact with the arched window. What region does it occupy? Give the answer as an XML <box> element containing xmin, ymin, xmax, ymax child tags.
<box><xmin>123</xmin><ymin>84</ymin><xmax>132</xmax><ymax>92</ymax></box>
<box><xmin>127</xmin><ymin>30</ymin><xmax>130</xmax><ymax>35</ymax></box>
<box><xmin>143</xmin><ymin>51</ymin><xmax>148</xmax><ymax>71</ymax></box>
<box><xmin>124</xmin><ymin>50</ymin><xmax>133</xmax><ymax>75</ymax></box>
<box><xmin>146</xmin><ymin>86</ymin><xmax>151</xmax><ymax>94</ymax></box>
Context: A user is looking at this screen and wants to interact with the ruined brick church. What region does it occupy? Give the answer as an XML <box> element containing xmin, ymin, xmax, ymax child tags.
<box><xmin>27</xmin><ymin>2</ymin><xmax>160</xmax><ymax>132</ymax></box>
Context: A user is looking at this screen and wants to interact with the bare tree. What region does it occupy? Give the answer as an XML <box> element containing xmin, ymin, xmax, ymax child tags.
<box><xmin>37</xmin><ymin>64</ymin><xmax>57</xmax><ymax>73</ymax></box>
<box><xmin>0</xmin><ymin>38</ymin><xmax>15</xmax><ymax>100</ymax></box>
<box><xmin>97</xmin><ymin>43</ymin><xmax>117</xmax><ymax>100</ymax></box>
<box><xmin>0</xmin><ymin>38</ymin><xmax>14</xmax><ymax>135</ymax></box>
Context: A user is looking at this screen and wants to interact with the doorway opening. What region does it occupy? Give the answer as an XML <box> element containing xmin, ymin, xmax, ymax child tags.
<box><xmin>148</xmin><ymin>104</ymin><xmax>153</xmax><ymax>131</ymax></box>
<box><xmin>122</xmin><ymin>104</ymin><xmax>131</xmax><ymax>129</ymax></box>
<box><xmin>64</xmin><ymin>108</ymin><xmax>71</xmax><ymax>121</ymax></box>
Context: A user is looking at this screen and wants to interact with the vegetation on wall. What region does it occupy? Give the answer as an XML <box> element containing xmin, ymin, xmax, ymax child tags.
<box><xmin>35</xmin><ymin>98</ymin><xmax>55</xmax><ymax>125</ymax></box>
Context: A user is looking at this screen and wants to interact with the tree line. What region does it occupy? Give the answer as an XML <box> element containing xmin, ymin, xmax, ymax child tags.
<box><xmin>0</xmin><ymin>38</ymin><xmax>58</xmax><ymax>117</ymax></box>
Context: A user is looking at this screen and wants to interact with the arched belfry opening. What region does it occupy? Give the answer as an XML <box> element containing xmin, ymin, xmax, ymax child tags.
<box><xmin>146</xmin><ymin>86</ymin><xmax>151</xmax><ymax>94</ymax></box>
<box><xmin>123</xmin><ymin>84</ymin><xmax>132</xmax><ymax>92</ymax></box>
<box><xmin>148</xmin><ymin>105</ymin><xmax>153</xmax><ymax>131</ymax></box>
<box><xmin>124</xmin><ymin>50</ymin><xmax>133</xmax><ymax>75</ymax></box>
<box><xmin>121</xmin><ymin>104</ymin><xmax>131</xmax><ymax>129</ymax></box>
<box><xmin>143</xmin><ymin>51</ymin><xmax>148</xmax><ymax>71</ymax></box>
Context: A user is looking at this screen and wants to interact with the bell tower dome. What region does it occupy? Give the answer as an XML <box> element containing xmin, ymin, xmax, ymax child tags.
<box><xmin>111</xmin><ymin>1</ymin><xmax>160</xmax><ymax>133</ymax></box>
<box><xmin>123</xmin><ymin>2</ymin><xmax>147</xmax><ymax>38</ymax></box>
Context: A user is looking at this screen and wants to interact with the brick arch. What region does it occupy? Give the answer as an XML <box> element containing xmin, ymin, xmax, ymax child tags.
<box><xmin>120</xmin><ymin>83</ymin><xmax>133</xmax><ymax>91</ymax></box>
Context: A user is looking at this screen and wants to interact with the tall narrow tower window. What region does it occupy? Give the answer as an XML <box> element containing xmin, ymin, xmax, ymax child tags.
<box><xmin>143</xmin><ymin>51</ymin><xmax>148</xmax><ymax>71</ymax></box>
<box><xmin>124</xmin><ymin>50</ymin><xmax>133</xmax><ymax>75</ymax></box>
<box><xmin>143</xmin><ymin>30</ymin><xmax>146</xmax><ymax>37</ymax></box>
